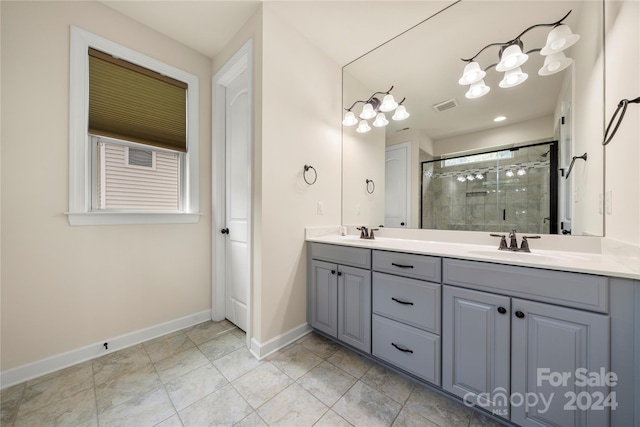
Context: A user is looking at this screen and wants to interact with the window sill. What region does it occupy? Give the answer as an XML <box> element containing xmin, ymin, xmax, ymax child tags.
<box><xmin>66</xmin><ymin>212</ymin><xmax>202</xmax><ymax>226</ymax></box>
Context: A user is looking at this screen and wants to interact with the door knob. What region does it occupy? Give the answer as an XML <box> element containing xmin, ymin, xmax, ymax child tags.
<box><xmin>221</xmin><ymin>228</ymin><xmax>229</xmax><ymax>234</ymax></box>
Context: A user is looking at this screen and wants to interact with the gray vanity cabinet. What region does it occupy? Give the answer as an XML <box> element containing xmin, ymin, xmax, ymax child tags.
<box><xmin>443</xmin><ymin>259</ymin><xmax>611</xmax><ymax>427</ymax></box>
<box><xmin>308</xmin><ymin>243</ymin><xmax>372</xmax><ymax>353</ymax></box>
<box><xmin>442</xmin><ymin>285</ymin><xmax>511</xmax><ymax>415</ymax></box>
<box><xmin>510</xmin><ymin>298</ymin><xmax>610</xmax><ymax>427</ymax></box>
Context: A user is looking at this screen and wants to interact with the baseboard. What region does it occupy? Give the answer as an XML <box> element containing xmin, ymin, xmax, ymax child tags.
<box><xmin>249</xmin><ymin>323</ymin><xmax>312</xmax><ymax>360</ymax></box>
<box><xmin>1</xmin><ymin>309</ymin><xmax>211</xmax><ymax>389</ymax></box>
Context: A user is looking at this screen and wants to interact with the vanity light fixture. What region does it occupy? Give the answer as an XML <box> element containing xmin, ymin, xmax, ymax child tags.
<box><xmin>343</xmin><ymin>86</ymin><xmax>409</xmax><ymax>133</ymax></box>
<box><xmin>505</xmin><ymin>169</ymin><xmax>515</xmax><ymax>177</ymax></box>
<box><xmin>475</xmin><ymin>172</ymin><xmax>485</xmax><ymax>180</ymax></box>
<box><xmin>517</xmin><ymin>167</ymin><xmax>527</xmax><ymax>176</ymax></box>
<box><xmin>458</xmin><ymin>10</ymin><xmax>579</xmax><ymax>98</ymax></box>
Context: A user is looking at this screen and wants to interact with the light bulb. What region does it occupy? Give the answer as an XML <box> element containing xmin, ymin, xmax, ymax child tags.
<box><xmin>465</xmin><ymin>79</ymin><xmax>490</xmax><ymax>99</ymax></box>
<box><xmin>517</xmin><ymin>168</ymin><xmax>526</xmax><ymax>176</ymax></box>
<box><xmin>466</xmin><ymin>175</ymin><xmax>475</xmax><ymax>181</ymax></box>
<box><xmin>379</xmin><ymin>94</ymin><xmax>398</xmax><ymax>112</ymax></box>
<box><xmin>476</xmin><ymin>173</ymin><xmax>484</xmax><ymax>180</ymax></box>
<box><xmin>499</xmin><ymin>67</ymin><xmax>528</xmax><ymax>88</ymax></box>
<box><xmin>372</xmin><ymin>113</ymin><xmax>389</xmax><ymax>127</ymax></box>
<box><xmin>356</xmin><ymin>120</ymin><xmax>371</xmax><ymax>133</ymax></box>
<box><xmin>342</xmin><ymin>111</ymin><xmax>358</xmax><ymax>126</ymax></box>
<box><xmin>505</xmin><ymin>169</ymin><xmax>514</xmax><ymax>177</ymax></box>
<box><xmin>392</xmin><ymin>105</ymin><xmax>410</xmax><ymax>121</ymax></box>
<box><xmin>458</xmin><ymin>61</ymin><xmax>486</xmax><ymax>85</ymax></box>
<box><xmin>359</xmin><ymin>103</ymin><xmax>376</xmax><ymax>120</ymax></box>
<box><xmin>457</xmin><ymin>176</ymin><xmax>466</xmax><ymax>182</ymax></box>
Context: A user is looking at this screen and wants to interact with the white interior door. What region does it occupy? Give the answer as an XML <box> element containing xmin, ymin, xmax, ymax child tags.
<box><xmin>223</xmin><ymin>67</ymin><xmax>250</xmax><ymax>332</ymax></box>
<box><xmin>213</xmin><ymin>40</ymin><xmax>252</xmax><ymax>336</ymax></box>
<box><xmin>385</xmin><ymin>143</ymin><xmax>411</xmax><ymax>228</ymax></box>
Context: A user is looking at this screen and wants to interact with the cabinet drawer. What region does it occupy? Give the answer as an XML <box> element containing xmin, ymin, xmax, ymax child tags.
<box><xmin>373</xmin><ymin>272</ymin><xmax>440</xmax><ymax>333</ymax></box>
<box><xmin>443</xmin><ymin>259</ymin><xmax>609</xmax><ymax>313</ymax></box>
<box><xmin>372</xmin><ymin>314</ymin><xmax>441</xmax><ymax>385</ymax></box>
<box><xmin>310</xmin><ymin>243</ymin><xmax>371</xmax><ymax>269</ymax></box>
<box><xmin>373</xmin><ymin>250</ymin><xmax>441</xmax><ymax>282</ymax></box>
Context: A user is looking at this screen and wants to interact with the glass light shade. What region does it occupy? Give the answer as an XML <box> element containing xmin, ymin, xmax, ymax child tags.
<box><xmin>505</xmin><ymin>169</ymin><xmax>515</xmax><ymax>177</ymax></box>
<box><xmin>458</xmin><ymin>61</ymin><xmax>486</xmax><ymax>85</ymax></box>
<box><xmin>379</xmin><ymin>94</ymin><xmax>398</xmax><ymax>112</ymax></box>
<box><xmin>342</xmin><ymin>111</ymin><xmax>358</xmax><ymax>126</ymax></box>
<box><xmin>466</xmin><ymin>175</ymin><xmax>475</xmax><ymax>181</ymax></box>
<box><xmin>465</xmin><ymin>79</ymin><xmax>490</xmax><ymax>99</ymax></box>
<box><xmin>392</xmin><ymin>105</ymin><xmax>410</xmax><ymax>120</ymax></box>
<box><xmin>538</xmin><ymin>52</ymin><xmax>573</xmax><ymax>76</ymax></box>
<box><xmin>496</xmin><ymin>44</ymin><xmax>529</xmax><ymax>72</ymax></box>
<box><xmin>359</xmin><ymin>103</ymin><xmax>376</xmax><ymax>120</ymax></box>
<box><xmin>457</xmin><ymin>176</ymin><xmax>466</xmax><ymax>182</ymax></box>
<box><xmin>372</xmin><ymin>112</ymin><xmax>389</xmax><ymax>127</ymax></box>
<box><xmin>541</xmin><ymin>25</ymin><xmax>580</xmax><ymax>55</ymax></box>
<box><xmin>499</xmin><ymin>67</ymin><xmax>528</xmax><ymax>88</ymax></box>
<box><xmin>475</xmin><ymin>173</ymin><xmax>484</xmax><ymax>180</ymax></box>
<box><xmin>356</xmin><ymin>120</ymin><xmax>371</xmax><ymax>133</ymax></box>
<box><xmin>517</xmin><ymin>168</ymin><xmax>527</xmax><ymax>176</ymax></box>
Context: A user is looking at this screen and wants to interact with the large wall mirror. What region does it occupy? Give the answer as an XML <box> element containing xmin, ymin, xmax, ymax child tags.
<box><xmin>342</xmin><ymin>0</ymin><xmax>604</xmax><ymax>237</ymax></box>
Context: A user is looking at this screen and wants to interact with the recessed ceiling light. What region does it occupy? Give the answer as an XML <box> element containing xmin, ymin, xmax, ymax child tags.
<box><xmin>494</xmin><ymin>116</ymin><xmax>507</xmax><ymax>122</ymax></box>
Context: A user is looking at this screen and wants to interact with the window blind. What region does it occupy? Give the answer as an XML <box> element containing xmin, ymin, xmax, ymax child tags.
<box><xmin>88</xmin><ymin>48</ymin><xmax>188</xmax><ymax>153</ymax></box>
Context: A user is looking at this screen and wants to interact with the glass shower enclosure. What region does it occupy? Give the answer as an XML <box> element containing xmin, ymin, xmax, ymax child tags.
<box><xmin>421</xmin><ymin>141</ymin><xmax>558</xmax><ymax>234</ymax></box>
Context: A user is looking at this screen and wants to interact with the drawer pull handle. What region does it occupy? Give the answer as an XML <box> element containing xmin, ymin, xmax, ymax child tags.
<box><xmin>392</xmin><ymin>297</ymin><xmax>414</xmax><ymax>306</ymax></box>
<box><xmin>391</xmin><ymin>263</ymin><xmax>414</xmax><ymax>269</ymax></box>
<box><xmin>391</xmin><ymin>343</ymin><xmax>414</xmax><ymax>354</ymax></box>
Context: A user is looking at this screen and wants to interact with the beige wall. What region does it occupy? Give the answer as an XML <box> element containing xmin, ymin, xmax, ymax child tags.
<box><xmin>604</xmin><ymin>0</ymin><xmax>640</xmax><ymax>246</ymax></box>
<box><xmin>258</xmin><ymin>4</ymin><xmax>342</xmax><ymax>343</ymax></box>
<box><xmin>342</xmin><ymin>70</ymin><xmax>386</xmax><ymax>227</ymax></box>
<box><xmin>1</xmin><ymin>1</ymin><xmax>212</xmax><ymax>370</ymax></box>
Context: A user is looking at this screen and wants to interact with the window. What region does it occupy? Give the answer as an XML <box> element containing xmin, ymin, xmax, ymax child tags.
<box><xmin>68</xmin><ymin>27</ymin><xmax>199</xmax><ymax>225</ymax></box>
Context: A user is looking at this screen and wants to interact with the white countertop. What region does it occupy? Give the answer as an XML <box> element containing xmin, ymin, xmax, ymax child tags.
<box><xmin>306</xmin><ymin>232</ymin><xmax>640</xmax><ymax>280</ymax></box>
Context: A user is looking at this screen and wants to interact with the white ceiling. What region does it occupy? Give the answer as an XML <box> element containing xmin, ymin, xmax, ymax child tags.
<box><xmin>100</xmin><ymin>0</ymin><xmax>455</xmax><ymax>65</ymax></box>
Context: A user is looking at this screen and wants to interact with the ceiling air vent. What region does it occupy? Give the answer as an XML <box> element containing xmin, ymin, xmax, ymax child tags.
<box><xmin>433</xmin><ymin>98</ymin><xmax>458</xmax><ymax>112</ymax></box>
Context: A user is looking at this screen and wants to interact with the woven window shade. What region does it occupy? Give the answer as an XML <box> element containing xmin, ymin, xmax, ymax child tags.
<box><xmin>89</xmin><ymin>48</ymin><xmax>188</xmax><ymax>152</ymax></box>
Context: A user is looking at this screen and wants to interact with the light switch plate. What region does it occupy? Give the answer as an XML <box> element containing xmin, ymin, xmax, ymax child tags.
<box><xmin>317</xmin><ymin>201</ymin><xmax>324</xmax><ymax>215</ymax></box>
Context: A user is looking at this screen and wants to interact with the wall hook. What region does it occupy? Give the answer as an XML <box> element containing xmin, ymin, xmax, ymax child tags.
<box><xmin>366</xmin><ymin>179</ymin><xmax>375</xmax><ymax>194</ymax></box>
<box><xmin>565</xmin><ymin>153</ymin><xmax>587</xmax><ymax>179</ymax></box>
<box><xmin>303</xmin><ymin>165</ymin><xmax>317</xmax><ymax>185</ymax></box>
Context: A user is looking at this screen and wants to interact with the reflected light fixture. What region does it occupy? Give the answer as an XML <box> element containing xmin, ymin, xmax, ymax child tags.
<box><xmin>517</xmin><ymin>167</ymin><xmax>527</xmax><ymax>176</ymax></box>
<box><xmin>458</xmin><ymin>10</ymin><xmax>579</xmax><ymax>98</ymax></box>
<box><xmin>475</xmin><ymin>172</ymin><xmax>485</xmax><ymax>180</ymax></box>
<box><xmin>505</xmin><ymin>169</ymin><xmax>515</xmax><ymax>177</ymax></box>
<box><xmin>343</xmin><ymin>86</ymin><xmax>409</xmax><ymax>133</ymax></box>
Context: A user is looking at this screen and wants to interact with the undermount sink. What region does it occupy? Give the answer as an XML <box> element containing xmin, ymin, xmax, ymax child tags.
<box><xmin>467</xmin><ymin>249</ymin><xmax>588</xmax><ymax>264</ymax></box>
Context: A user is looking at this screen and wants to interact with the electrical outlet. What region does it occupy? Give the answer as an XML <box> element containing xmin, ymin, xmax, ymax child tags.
<box><xmin>317</xmin><ymin>201</ymin><xmax>324</xmax><ymax>215</ymax></box>
<box><xmin>606</xmin><ymin>190</ymin><xmax>613</xmax><ymax>214</ymax></box>
<box><xmin>599</xmin><ymin>193</ymin><xmax>603</xmax><ymax>214</ymax></box>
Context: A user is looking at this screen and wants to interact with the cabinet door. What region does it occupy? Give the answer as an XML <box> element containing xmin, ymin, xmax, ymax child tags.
<box><xmin>309</xmin><ymin>260</ymin><xmax>338</xmax><ymax>338</ymax></box>
<box><xmin>511</xmin><ymin>299</ymin><xmax>610</xmax><ymax>427</ymax></box>
<box><xmin>442</xmin><ymin>285</ymin><xmax>511</xmax><ymax>416</ymax></box>
<box><xmin>338</xmin><ymin>265</ymin><xmax>372</xmax><ymax>353</ymax></box>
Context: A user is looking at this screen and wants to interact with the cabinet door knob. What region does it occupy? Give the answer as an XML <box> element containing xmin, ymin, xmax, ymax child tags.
<box><xmin>515</xmin><ymin>311</ymin><xmax>525</xmax><ymax>319</ymax></box>
<box><xmin>331</xmin><ymin>270</ymin><xmax>336</xmax><ymax>275</ymax></box>
<box><xmin>337</xmin><ymin>272</ymin><xmax>343</xmax><ymax>276</ymax></box>
<box><xmin>497</xmin><ymin>306</ymin><xmax>507</xmax><ymax>314</ymax></box>
<box><xmin>220</xmin><ymin>228</ymin><xmax>229</xmax><ymax>234</ymax></box>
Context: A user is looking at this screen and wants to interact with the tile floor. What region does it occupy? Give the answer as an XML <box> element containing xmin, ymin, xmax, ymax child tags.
<box><xmin>1</xmin><ymin>320</ymin><xmax>504</xmax><ymax>427</ymax></box>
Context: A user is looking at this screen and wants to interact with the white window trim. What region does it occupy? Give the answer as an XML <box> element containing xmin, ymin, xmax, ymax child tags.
<box><xmin>67</xmin><ymin>26</ymin><xmax>200</xmax><ymax>226</ymax></box>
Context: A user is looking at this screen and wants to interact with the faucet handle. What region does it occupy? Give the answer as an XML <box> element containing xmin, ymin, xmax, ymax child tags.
<box><xmin>520</xmin><ymin>235</ymin><xmax>541</xmax><ymax>252</ymax></box>
<box><xmin>490</xmin><ymin>233</ymin><xmax>508</xmax><ymax>250</ymax></box>
<box><xmin>356</xmin><ymin>226</ymin><xmax>368</xmax><ymax>239</ymax></box>
<box><xmin>369</xmin><ymin>228</ymin><xmax>379</xmax><ymax>240</ymax></box>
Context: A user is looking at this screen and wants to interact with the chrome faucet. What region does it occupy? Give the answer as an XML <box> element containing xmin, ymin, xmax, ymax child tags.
<box><xmin>490</xmin><ymin>230</ymin><xmax>541</xmax><ymax>252</ymax></box>
<box><xmin>357</xmin><ymin>226</ymin><xmax>379</xmax><ymax>240</ymax></box>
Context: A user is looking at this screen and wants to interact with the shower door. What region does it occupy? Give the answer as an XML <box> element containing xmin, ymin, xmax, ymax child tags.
<box><xmin>421</xmin><ymin>142</ymin><xmax>557</xmax><ymax>234</ymax></box>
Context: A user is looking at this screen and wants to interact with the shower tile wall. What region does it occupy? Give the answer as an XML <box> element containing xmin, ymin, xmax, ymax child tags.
<box><xmin>422</xmin><ymin>145</ymin><xmax>551</xmax><ymax>234</ymax></box>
